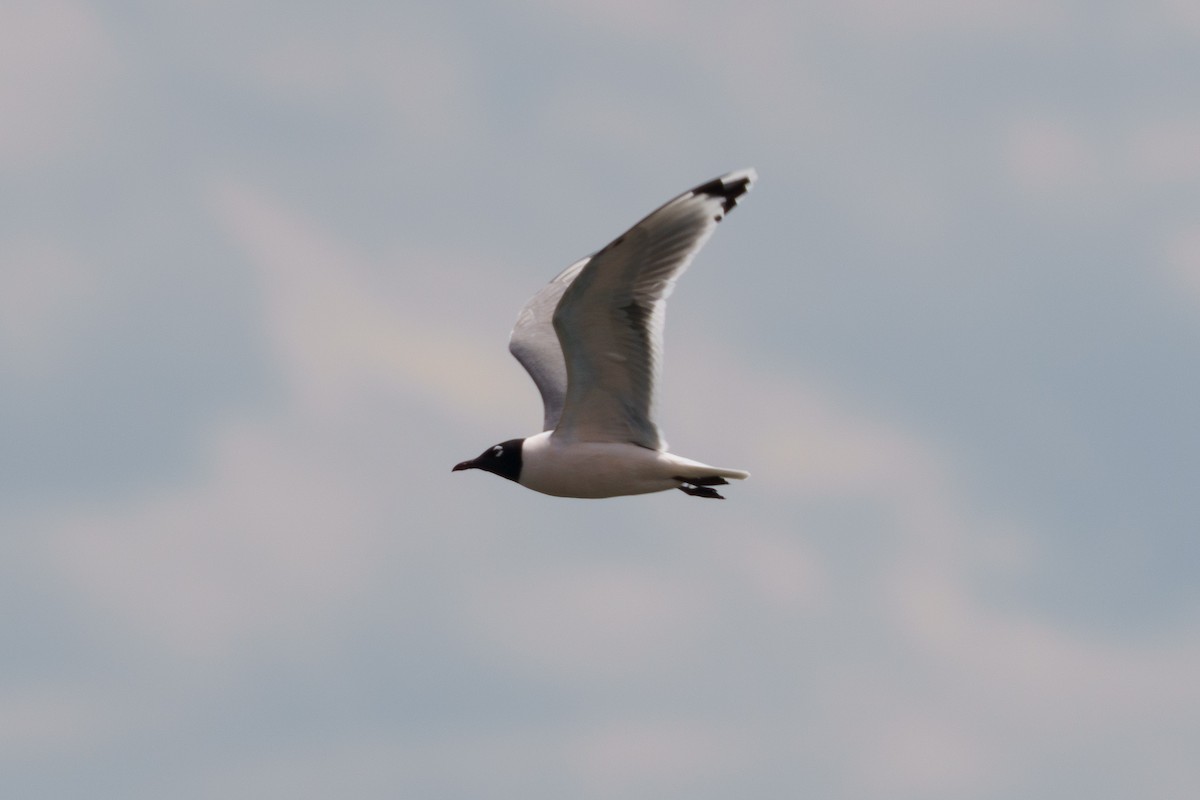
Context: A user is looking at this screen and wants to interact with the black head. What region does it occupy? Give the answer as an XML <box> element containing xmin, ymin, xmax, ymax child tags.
<box><xmin>452</xmin><ymin>438</ymin><xmax>524</xmax><ymax>483</ymax></box>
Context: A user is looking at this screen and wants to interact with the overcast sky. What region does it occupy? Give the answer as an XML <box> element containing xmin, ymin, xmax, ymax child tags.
<box><xmin>3</xmin><ymin>1</ymin><xmax>1199</xmax><ymax>798</ymax></box>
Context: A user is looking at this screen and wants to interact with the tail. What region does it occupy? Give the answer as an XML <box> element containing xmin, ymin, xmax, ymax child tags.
<box><xmin>711</xmin><ymin>466</ymin><xmax>750</xmax><ymax>481</ymax></box>
<box><xmin>677</xmin><ymin>465</ymin><xmax>750</xmax><ymax>482</ymax></box>
<box><xmin>667</xmin><ymin>455</ymin><xmax>750</xmax><ymax>482</ymax></box>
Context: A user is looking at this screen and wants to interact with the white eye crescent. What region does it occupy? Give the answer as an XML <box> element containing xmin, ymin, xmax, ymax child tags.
<box><xmin>492</xmin><ymin>446</ymin><xmax>503</xmax><ymax>457</ymax></box>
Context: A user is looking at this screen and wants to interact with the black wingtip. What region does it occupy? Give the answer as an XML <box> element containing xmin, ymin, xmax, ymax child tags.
<box><xmin>694</xmin><ymin>169</ymin><xmax>757</xmax><ymax>214</ymax></box>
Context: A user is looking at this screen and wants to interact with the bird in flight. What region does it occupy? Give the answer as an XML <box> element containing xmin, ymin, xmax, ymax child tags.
<box><xmin>454</xmin><ymin>169</ymin><xmax>756</xmax><ymax>499</ymax></box>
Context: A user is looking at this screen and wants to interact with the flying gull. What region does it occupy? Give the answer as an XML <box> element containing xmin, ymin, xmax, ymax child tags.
<box><xmin>453</xmin><ymin>169</ymin><xmax>756</xmax><ymax>499</ymax></box>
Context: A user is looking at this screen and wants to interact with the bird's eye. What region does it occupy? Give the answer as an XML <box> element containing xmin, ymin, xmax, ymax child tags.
<box><xmin>492</xmin><ymin>445</ymin><xmax>504</xmax><ymax>457</ymax></box>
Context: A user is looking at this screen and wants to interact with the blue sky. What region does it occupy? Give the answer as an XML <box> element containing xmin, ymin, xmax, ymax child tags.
<box><xmin>3</xmin><ymin>1</ymin><xmax>1199</xmax><ymax>797</ymax></box>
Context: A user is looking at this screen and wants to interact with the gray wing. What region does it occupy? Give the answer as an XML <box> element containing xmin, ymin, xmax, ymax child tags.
<box><xmin>552</xmin><ymin>168</ymin><xmax>756</xmax><ymax>450</ymax></box>
<box><xmin>508</xmin><ymin>256</ymin><xmax>590</xmax><ymax>431</ymax></box>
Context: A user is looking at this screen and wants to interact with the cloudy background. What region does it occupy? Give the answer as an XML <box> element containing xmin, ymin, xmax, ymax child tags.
<box><xmin>4</xmin><ymin>0</ymin><xmax>1199</xmax><ymax>797</ymax></box>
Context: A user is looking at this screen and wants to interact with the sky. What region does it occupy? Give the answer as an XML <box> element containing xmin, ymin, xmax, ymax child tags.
<box><xmin>3</xmin><ymin>0</ymin><xmax>1199</xmax><ymax>797</ymax></box>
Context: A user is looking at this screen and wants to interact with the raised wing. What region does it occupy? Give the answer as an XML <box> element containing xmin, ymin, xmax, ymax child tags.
<box><xmin>508</xmin><ymin>256</ymin><xmax>590</xmax><ymax>431</ymax></box>
<box><xmin>552</xmin><ymin>169</ymin><xmax>756</xmax><ymax>449</ymax></box>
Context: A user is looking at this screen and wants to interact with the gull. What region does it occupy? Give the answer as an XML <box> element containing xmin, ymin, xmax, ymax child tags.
<box><xmin>453</xmin><ymin>169</ymin><xmax>756</xmax><ymax>499</ymax></box>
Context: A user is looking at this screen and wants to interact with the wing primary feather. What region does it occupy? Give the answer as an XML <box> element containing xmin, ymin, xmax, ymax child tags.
<box><xmin>508</xmin><ymin>256</ymin><xmax>590</xmax><ymax>431</ymax></box>
<box><xmin>549</xmin><ymin>169</ymin><xmax>757</xmax><ymax>448</ymax></box>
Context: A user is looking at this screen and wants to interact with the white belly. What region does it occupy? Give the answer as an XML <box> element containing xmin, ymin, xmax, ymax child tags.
<box><xmin>518</xmin><ymin>431</ymin><xmax>684</xmax><ymax>498</ymax></box>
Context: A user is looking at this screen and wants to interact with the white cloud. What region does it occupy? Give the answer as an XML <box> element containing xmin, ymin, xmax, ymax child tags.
<box><xmin>47</xmin><ymin>419</ymin><xmax>383</xmax><ymax>663</ymax></box>
<box><xmin>1160</xmin><ymin>0</ymin><xmax>1200</xmax><ymax>33</ymax></box>
<box><xmin>208</xmin><ymin>176</ymin><xmax>530</xmax><ymax>424</ymax></box>
<box><xmin>703</xmin><ymin>523</ymin><xmax>826</xmax><ymax>611</ymax></box>
<box><xmin>661</xmin><ymin>340</ymin><xmax>1200</xmax><ymax>796</ymax></box>
<box><xmin>1004</xmin><ymin>116</ymin><xmax>1100</xmax><ymax>199</ymax></box>
<box><xmin>207</xmin><ymin>719</ymin><xmax>753</xmax><ymax>799</ymax></box>
<box><xmin>540</xmin><ymin>90</ymin><xmax>690</xmax><ymax>159</ymax></box>
<box><xmin>856</xmin><ymin>710</ymin><xmax>996</xmax><ymax>796</ymax></box>
<box><xmin>0</xmin><ymin>0</ymin><xmax>117</xmax><ymax>169</ymax></box>
<box><xmin>0</xmin><ymin>241</ymin><xmax>100</xmax><ymax>376</ymax></box>
<box><xmin>567</xmin><ymin>717</ymin><xmax>756</xmax><ymax>795</ymax></box>
<box><xmin>249</xmin><ymin>26</ymin><xmax>478</xmax><ymax>143</ymax></box>
<box><xmin>464</xmin><ymin>561</ymin><xmax>720</xmax><ymax>681</ymax></box>
<box><xmin>0</xmin><ymin>682</ymin><xmax>112</xmax><ymax>761</ymax></box>
<box><xmin>1129</xmin><ymin>119</ymin><xmax>1200</xmax><ymax>184</ymax></box>
<box><xmin>1163</xmin><ymin>224</ymin><xmax>1200</xmax><ymax>303</ymax></box>
<box><xmin>1002</xmin><ymin>113</ymin><xmax>1200</xmax><ymax>209</ymax></box>
<box><xmin>831</xmin><ymin>0</ymin><xmax>1068</xmax><ymax>37</ymax></box>
<box><xmin>527</xmin><ymin>0</ymin><xmax>1065</xmax><ymax>49</ymax></box>
<box><xmin>22</xmin><ymin>167</ymin><xmax>1200</xmax><ymax>797</ymax></box>
<box><xmin>2</xmin><ymin>1</ymin><xmax>1197</xmax><ymax>796</ymax></box>
<box><xmin>518</xmin><ymin>0</ymin><xmax>705</xmax><ymax>41</ymax></box>
<box><xmin>38</xmin><ymin>178</ymin><xmax>531</xmax><ymax>664</ymax></box>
